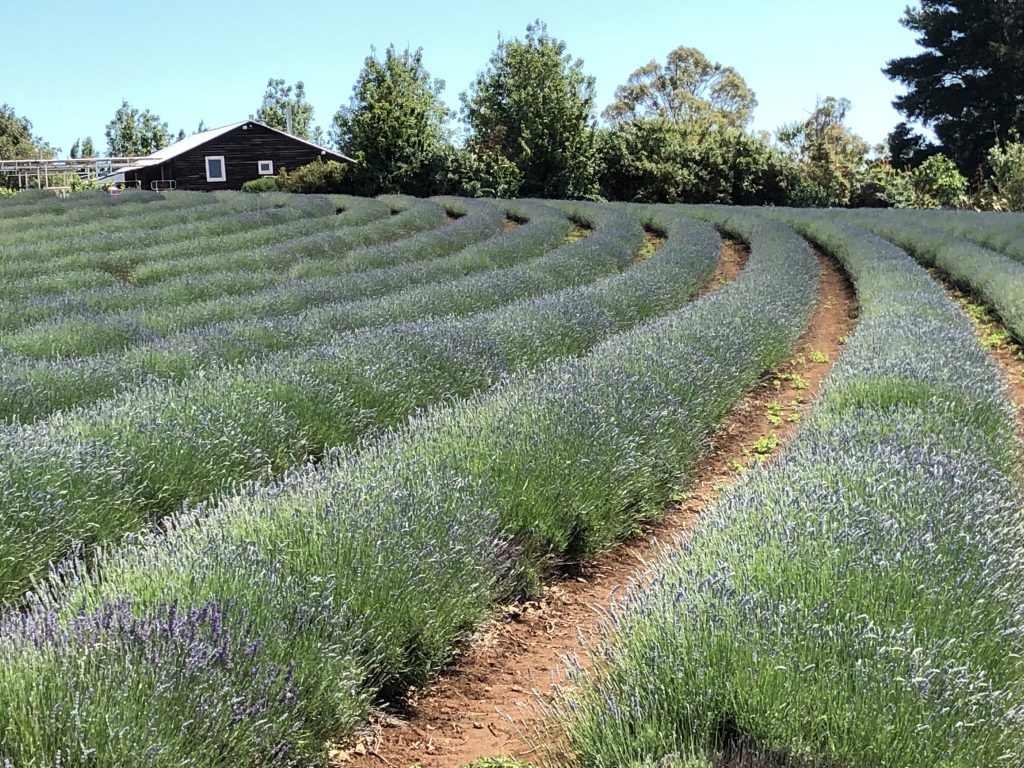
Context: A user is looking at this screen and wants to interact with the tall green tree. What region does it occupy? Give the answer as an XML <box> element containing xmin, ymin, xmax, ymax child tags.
<box><xmin>105</xmin><ymin>101</ymin><xmax>170</xmax><ymax>156</ymax></box>
<box><xmin>462</xmin><ymin>20</ymin><xmax>600</xmax><ymax>199</ymax></box>
<box><xmin>257</xmin><ymin>78</ymin><xmax>323</xmax><ymax>143</ymax></box>
<box><xmin>886</xmin><ymin>120</ymin><xmax>937</xmax><ymax>168</ymax></box>
<box><xmin>884</xmin><ymin>0</ymin><xmax>1024</xmax><ymax>173</ymax></box>
<box><xmin>332</xmin><ymin>45</ymin><xmax>452</xmax><ymax>196</ymax></box>
<box><xmin>598</xmin><ymin>118</ymin><xmax>799</xmax><ymax>205</ymax></box>
<box><xmin>0</xmin><ymin>104</ymin><xmax>53</xmax><ymax>160</ymax></box>
<box><xmin>777</xmin><ymin>96</ymin><xmax>871</xmax><ymax>206</ymax></box>
<box><xmin>603</xmin><ymin>45</ymin><xmax>757</xmax><ymax>129</ymax></box>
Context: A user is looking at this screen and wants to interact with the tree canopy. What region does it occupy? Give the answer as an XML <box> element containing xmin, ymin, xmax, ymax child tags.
<box><xmin>257</xmin><ymin>78</ymin><xmax>323</xmax><ymax>143</ymax></box>
<box><xmin>105</xmin><ymin>101</ymin><xmax>170</xmax><ymax>156</ymax></box>
<box><xmin>604</xmin><ymin>45</ymin><xmax>757</xmax><ymax>129</ymax></box>
<box><xmin>332</xmin><ymin>45</ymin><xmax>452</xmax><ymax>196</ymax></box>
<box><xmin>0</xmin><ymin>105</ymin><xmax>53</xmax><ymax>160</ymax></box>
<box><xmin>777</xmin><ymin>96</ymin><xmax>871</xmax><ymax>206</ymax></box>
<box><xmin>884</xmin><ymin>0</ymin><xmax>1024</xmax><ymax>173</ymax></box>
<box><xmin>69</xmin><ymin>137</ymin><xmax>95</xmax><ymax>159</ymax></box>
<box><xmin>462</xmin><ymin>20</ymin><xmax>600</xmax><ymax>199</ymax></box>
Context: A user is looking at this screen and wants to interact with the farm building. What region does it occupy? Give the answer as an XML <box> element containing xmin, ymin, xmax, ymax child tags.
<box><xmin>101</xmin><ymin>121</ymin><xmax>352</xmax><ymax>191</ymax></box>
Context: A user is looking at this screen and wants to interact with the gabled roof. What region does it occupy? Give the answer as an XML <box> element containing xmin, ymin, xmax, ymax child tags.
<box><xmin>105</xmin><ymin>120</ymin><xmax>353</xmax><ymax>176</ymax></box>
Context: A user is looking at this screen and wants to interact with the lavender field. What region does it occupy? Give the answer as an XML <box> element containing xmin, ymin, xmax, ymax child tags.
<box><xmin>0</xmin><ymin>188</ymin><xmax>1021</xmax><ymax>767</ymax></box>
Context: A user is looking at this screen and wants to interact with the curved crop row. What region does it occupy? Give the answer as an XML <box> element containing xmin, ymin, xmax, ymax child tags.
<box><xmin>0</xmin><ymin>190</ymin><xmax>322</xmax><ymax>249</ymax></box>
<box><xmin>0</xmin><ymin>209</ymin><xmax>816</xmax><ymax>767</ymax></box>
<box><xmin>915</xmin><ymin>208</ymin><xmax>1024</xmax><ymax>262</ymax></box>
<box><xmin>849</xmin><ymin>210</ymin><xmax>1024</xmax><ymax>344</ymax></box>
<box><xmin>0</xmin><ymin>201</ymin><xmax>571</xmax><ymax>422</ymax></box>
<box><xmin>0</xmin><ymin>188</ymin><xmax>216</xmax><ymax>230</ymax></box>
<box><xmin>0</xmin><ymin>196</ymin><xmax>394</xmax><ymax>300</ymax></box>
<box><xmin>0</xmin><ymin>199</ymin><xmax>461</xmax><ymax>348</ymax></box>
<box><xmin>560</xmin><ymin>216</ymin><xmax>1024</xmax><ymax>768</ymax></box>
<box><xmin>0</xmin><ymin>196</ymin><xmax>448</xmax><ymax>322</ymax></box>
<box><xmin>0</xmin><ymin>203</ymin><xmax>658</xmax><ymax>602</ymax></box>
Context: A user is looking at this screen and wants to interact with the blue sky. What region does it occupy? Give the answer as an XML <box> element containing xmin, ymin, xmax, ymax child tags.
<box><xmin>5</xmin><ymin>0</ymin><xmax>918</xmax><ymax>156</ymax></box>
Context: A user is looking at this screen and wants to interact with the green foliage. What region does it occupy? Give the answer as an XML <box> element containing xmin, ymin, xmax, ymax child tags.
<box><xmin>256</xmin><ymin>78</ymin><xmax>323</xmax><ymax>143</ymax></box>
<box><xmin>105</xmin><ymin>101</ymin><xmax>170</xmax><ymax>156</ymax></box>
<box><xmin>986</xmin><ymin>137</ymin><xmax>1024</xmax><ymax>211</ymax></box>
<box><xmin>884</xmin><ymin>0</ymin><xmax>1024</xmax><ymax>173</ymax></box>
<box><xmin>462</xmin><ymin>20</ymin><xmax>600</xmax><ymax>199</ymax></box>
<box><xmin>598</xmin><ymin>119</ymin><xmax>802</xmax><ymax>205</ymax></box>
<box><xmin>460</xmin><ymin>758</ymin><xmax>532</xmax><ymax>768</ymax></box>
<box><xmin>240</xmin><ymin>176</ymin><xmax>281</xmax><ymax>193</ymax></box>
<box><xmin>0</xmin><ymin>104</ymin><xmax>53</xmax><ymax>162</ymax></box>
<box><xmin>332</xmin><ymin>45</ymin><xmax>452</xmax><ymax>196</ymax></box>
<box><xmin>442</xmin><ymin>145</ymin><xmax>523</xmax><ymax>198</ymax></box>
<box><xmin>853</xmin><ymin>160</ymin><xmax>915</xmax><ymax>208</ymax></box>
<box><xmin>275</xmin><ymin>159</ymin><xmax>348</xmax><ymax>194</ymax></box>
<box><xmin>909</xmin><ymin>153</ymin><xmax>969</xmax><ymax>208</ymax></box>
<box><xmin>886</xmin><ymin>121</ymin><xmax>936</xmax><ymax>169</ymax></box>
<box><xmin>603</xmin><ymin>45</ymin><xmax>757</xmax><ymax>129</ymax></box>
<box><xmin>777</xmin><ymin>96</ymin><xmax>870</xmax><ymax>206</ymax></box>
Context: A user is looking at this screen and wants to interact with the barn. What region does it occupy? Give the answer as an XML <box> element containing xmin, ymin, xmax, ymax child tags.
<box><xmin>103</xmin><ymin>121</ymin><xmax>353</xmax><ymax>191</ymax></box>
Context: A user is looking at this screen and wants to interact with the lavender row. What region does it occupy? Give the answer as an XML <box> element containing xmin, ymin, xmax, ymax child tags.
<box><xmin>0</xmin><ymin>195</ymin><xmax>395</xmax><ymax>301</ymax></box>
<box><xmin>560</xmin><ymin>215</ymin><xmax>1024</xmax><ymax>767</ymax></box>
<box><xmin>906</xmin><ymin>208</ymin><xmax>1024</xmax><ymax>262</ymax></box>
<box><xmin>0</xmin><ymin>197</ymin><xmax>455</xmax><ymax>340</ymax></box>
<box><xmin>0</xmin><ymin>208</ymin><xmax>816</xmax><ymax>767</ymax></box>
<box><xmin>0</xmin><ymin>202</ymin><xmax>656</xmax><ymax>602</ymax></box>
<box><xmin>0</xmin><ymin>189</ymin><xmax>326</xmax><ymax>253</ymax></box>
<box><xmin>849</xmin><ymin>210</ymin><xmax>1024</xmax><ymax>345</ymax></box>
<box><xmin>0</xmin><ymin>188</ymin><xmax>217</xmax><ymax>230</ymax></box>
<box><xmin>0</xmin><ymin>199</ymin><xmax>571</xmax><ymax>422</ymax></box>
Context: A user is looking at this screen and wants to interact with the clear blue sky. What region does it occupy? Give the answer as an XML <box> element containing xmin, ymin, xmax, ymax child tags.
<box><xmin>5</xmin><ymin>0</ymin><xmax>918</xmax><ymax>157</ymax></box>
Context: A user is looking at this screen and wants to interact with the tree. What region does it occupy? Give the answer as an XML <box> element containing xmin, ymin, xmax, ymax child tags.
<box><xmin>777</xmin><ymin>96</ymin><xmax>871</xmax><ymax>206</ymax></box>
<box><xmin>0</xmin><ymin>104</ymin><xmax>53</xmax><ymax>160</ymax></box>
<box><xmin>462</xmin><ymin>20</ymin><xmax>600</xmax><ymax>199</ymax></box>
<box><xmin>332</xmin><ymin>45</ymin><xmax>452</xmax><ymax>196</ymax></box>
<box><xmin>105</xmin><ymin>101</ymin><xmax>170</xmax><ymax>156</ymax></box>
<box><xmin>598</xmin><ymin>119</ymin><xmax>800</xmax><ymax>205</ymax></box>
<box><xmin>70</xmin><ymin>137</ymin><xmax>96</xmax><ymax>159</ymax></box>
<box><xmin>175</xmin><ymin>129</ymin><xmax>186</xmax><ymax>142</ymax></box>
<box><xmin>257</xmin><ymin>78</ymin><xmax>323</xmax><ymax>143</ymax></box>
<box><xmin>886</xmin><ymin>121</ymin><xmax>938</xmax><ymax>168</ymax></box>
<box><xmin>884</xmin><ymin>0</ymin><xmax>1024</xmax><ymax>173</ymax></box>
<box><xmin>909</xmin><ymin>152</ymin><xmax>969</xmax><ymax>206</ymax></box>
<box><xmin>986</xmin><ymin>136</ymin><xmax>1024</xmax><ymax>209</ymax></box>
<box><xmin>603</xmin><ymin>45</ymin><xmax>757</xmax><ymax>129</ymax></box>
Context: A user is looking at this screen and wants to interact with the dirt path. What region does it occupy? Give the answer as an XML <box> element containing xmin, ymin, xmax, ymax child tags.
<box><xmin>335</xmin><ymin>244</ymin><xmax>857</xmax><ymax>768</ymax></box>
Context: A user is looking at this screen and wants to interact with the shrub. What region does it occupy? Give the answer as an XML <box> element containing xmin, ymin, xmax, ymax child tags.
<box><xmin>241</xmin><ymin>176</ymin><xmax>280</xmax><ymax>193</ymax></box>
<box><xmin>986</xmin><ymin>137</ymin><xmax>1024</xmax><ymax>210</ymax></box>
<box><xmin>276</xmin><ymin>159</ymin><xmax>349</xmax><ymax>193</ymax></box>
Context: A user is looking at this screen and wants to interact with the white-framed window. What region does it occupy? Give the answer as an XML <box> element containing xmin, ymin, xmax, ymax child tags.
<box><xmin>205</xmin><ymin>155</ymin><xmax>226</xmax><ymax>182</ymax></box>
<box><xmin>257</xmin><ymin>160</ymin><xmax>274</xmax><ymax>175</ymax></box>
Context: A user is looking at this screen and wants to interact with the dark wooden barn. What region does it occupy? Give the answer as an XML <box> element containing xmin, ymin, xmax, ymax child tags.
<box><xmin>103</xmin><ymin>121</ymin><xmax>352</xmax><ymax>191</ymax></box>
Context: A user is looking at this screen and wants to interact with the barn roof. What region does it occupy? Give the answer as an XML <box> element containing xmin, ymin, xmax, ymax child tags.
<box><xmin>107</xmin><ymin>120</ymin><xmax>352</xmax><ymax>176</ymax></box>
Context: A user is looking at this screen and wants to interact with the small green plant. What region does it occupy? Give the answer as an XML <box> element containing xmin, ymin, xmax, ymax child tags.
<box><xmin>241</xmin><ymin>176</ymin><xmax>280</xmax><ymax>193</ymax></box>
<box><xmin>766</xmin><ymin>402</ymin><xmax>783</xmax><ymax>426</ymax></box>
<box><xmin>789</xmin><ymin>373</ymin><xmax>809</xmax><ymax>390</ymax></box>
<box><xmin>752</xmin><ymin>434</ymin><xmax>780</xmax><ymax>456</ymax></box>
<box><xmin>461</xmin><ymin>757</ymin><xmax>533</xmax><ymax>768</ymax></box>
<box><xmin>810</xmin><ymin>348</ymin><xmax>829</xmax><ymax>363</ymax></box>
